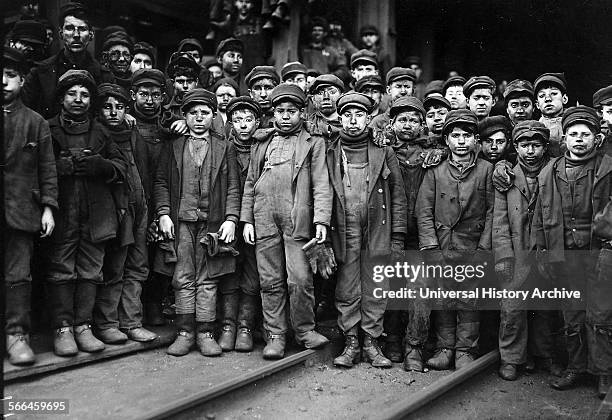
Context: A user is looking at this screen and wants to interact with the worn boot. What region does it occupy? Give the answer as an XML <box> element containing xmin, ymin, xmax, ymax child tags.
<box><xmin>167</xmin><ymin>314</ymin><xmax>195</xmax><ymax>356</ymax></box>
<box><xmin>235</xmin><ymin>294</ymin><xmax>258</xmax><ymax>352</ymax></box>
<box><xmin>499</xmin><ymin>363</ymin><xmax>518</xmax><ymax>381</ymax></box>
<box><xmin>96</xmin><ymin>328</ymin><xmax>128</xmax><ymax>344</ymax></box>
<box><xmin>218</xmin><ymin>293</ymin><xmax>239</xmax><ymax>351</ymax></box>
<box><xmin>6</xmin><ymin>334</ymin><xmax>35</xmax><ymax>365</ymax></box>
<box><xmin>334</xmin><ymin>329</ymin><xmax>360</xmax><ymax>368</ymax></box>
<box><xmin>362</xmin><ymin>334</ymin><xmax>392</xmax><ymax>368</ymax></box>
<box><xmin>427</xmin><ymin>348</ymin><xmax>454</xmax><ymax>370</ymax></box>
<box><xmin>54</xmin><ymin>326</ymin><xmax>78</xmax><ymax>357</ymax></box>
<box><xmin>403</xmin><ymin>344</ymin><xmax>425</xmax><ymax>372</ymax></box>
<box><xmin>455</xmin><ymin>350</ymin><xmax>475</xmax><ymax>369</ymax></box>
<box><xmin>599</xmin><ymin>375</ymin><xmax>612</xmax><ymax>399</ymax></box>
<box><xmin>197</xmin><ymin>322</ymin><xmax>222</xmax><ymax>357</ymax></box>
<box><xmin>550</xmin><ymin>371</ymin><xmax>581</xmax><ymax>390</ymax></box>
<box><xmin>298</xmin><ymin>330</ymin><xmax>330</xmax><ymax>349</ymax></box>
<box><xmin>384</xmin><ymin>335</ymin><xmax>404</xmax><ymax>363</ymax></box>
<box><xmin>263</xmin><ymin>333</ymin><xmax>286</xmax><ymax>360</ymax></box>
<box><xmin>74</xmin><ymin>324</ymin><xmax>105</xmax><ymax>352</ymax></box>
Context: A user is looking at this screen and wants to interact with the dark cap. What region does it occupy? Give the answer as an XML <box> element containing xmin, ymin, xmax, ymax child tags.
<box><xmin>131</xmin><ymin>68</ymin><xmax>165</xmax><ymax>88</ymax></box>
<box><xmin>269</xmin><ymin>83</ymin><xmax>307</xmax><ymax>107</ymax></box>
<box><xmin>57</xmin><ymin>69</ymin><xmax>97</xmax><ymax>98</ymax></box>
<box><xmin>390</xmin><ymin>96</ymin><xmax>426</xmax><ymax>119</ymax></box>
<box><xmin>562</xmin><ymin>106</ymin><xmax>600</xmax><ymax>133</ymax></box>
<box><xmin>203</xmin><ymin>58</ymin><xmax>221</xmax><ymax>69</ymax></box>
<box><xmin>310</xmin><ymin>17</ymin><xmax>329</xmax><ymax>31</ymax></box>
<box><xmin>59</xmin><ymin>2</ymin><xmax>88</xmax><ymax>26</ymax></box>
<box><xmin>97</xmin><ymin>83</ymin><xmax>130</xmax><ymax>104</ymax></box>
<box><xmin>133</xmin><ymin>41</ymin><xmax>156</xmax><ymax>65</ymax></box>
<box><xmin>512</xmin><ymin>120</ymin><xmax>550</xmax><ymax>143</ymax></box>
<box><xmin>307</xmin><ymin>68</ymin><xmax>321</xmax><ymax>78</ymax></box>
<box><xmin>359</xmin><ymin>25</ymin><xmax>379</xmax><ymax>36</ymax></box>
<box><xmin>178</xmin><ymin>38</ymin><xmax>203</xmax><ymax>54</ymax></box>
<box><xmin>180</xmin><ymin>88</ymin><xmax>217</xmax><ymax>113</ymax></box>
<box><xmin>405</xmin><ymin>55</ymin><xmax>421</xmax><ymax>66</ymax></box>
<box><xmin>3</xmin><ymin>47</ymin><xmax>28</xmax><ymax>74</ymax></box>
<box><xmin>463</xmin><ymin>76</ymin><xmax>495</xmax><ymax>97</ymax></box>
<box><xmin>350</xmin><ymin>49</ymin><xmax>378</xmax><ymax>68</ymax></box>
<box><xmin>309</xmin><ymin>74</ymin><xmax>345</xmax><ymax>94</ymax></box>
<box><xmin>424</xmin><ymin>80</ymin><xmax>444</xmax><ymax>97</ymax></box>
<box><xmin>442</xmin><ymin>109</ymin><xmax>478</xmax><ymax>135</ymax></box>
<box><xmin>102</xmin><ymin>36</ymin><xmax>133</xmax><ymax>52</ymax></box>
<box><xmin>215</xmin><ymin>37</ymin><xmax>244</xmax><ymax>57</ymax></box>
<box><xmin>245</xmin><ymin>66</ymin><xmax>280</xmax><ymax>88</ymax></box>
<box><xmin>534</xmin><ymin>72</ymin><xmax>567</xmax><ymax>94</ymax></box>
<box><xmin>9</xmin><ymin>20</ymin><xmax>46</xmax><ymax>45</ymax></box>
<box><xmin>478</xmin><ymin>116</ymin><xmax>512</xmax><ymax>140</ymax></box>
<box><xmin>443</xmin><ymin>75</ymin><xmax>467</xmax><ymax>93</ymax></box>
<box><xmin>423</xmin><ymin>95</ymin><xmax>451</xmax><ymax>111</ymax></box>
<box><xmin>211</xmin><ymin>77</ymin><xmax>239</xmax><ymax>94</ymax></box>
<box><xmin>336</xmin><ymin>92</ymin><xmax>374</xmax><ymax>114</ymax></box>
<box><xmin>166</xmin><ymin>52</ymin><xmax>201</xmax><ymax>79</ymax></box>
<box><xmin>281</xmin><ymin>61</ymin><xmax>307</xmax><ymax>81</ymax></box>
<box><xmin>504</xmin><ymin>79</ymin><xmax>534</xmax><ymax>100</ymax></box>
<box><xmin>226</xmin><ymin>96</ymin><xmax>262</xmax><ymax>119</ymax></box>
<box><xmin>593</xmin><ymin>85</ymin><xmax>612</xmax><ymax>108</ymax></box>
<box><xmin>386</xmin><ymin>67</ymin><xmax>417</xmax><ymax>85</ymax></box>
<box><xmin>355</xmin><ymin>74</ymin><xmax>384</xmax><ymax>92</ymax></box>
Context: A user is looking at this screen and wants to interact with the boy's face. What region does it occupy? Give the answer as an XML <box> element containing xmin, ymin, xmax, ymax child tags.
<box><xmin>3</xmin><ymin>67</ymin><xmax>24</xmax><ymax>103</ymax></box>
<box><xmin>235</xmin><ymin>0</ymin><xmax>254</xmax><ymax>18</ymax></box>
<box><xmin>445</xmin><ymin>85</ymin><xmax>466</xmax><ymax>109</ymax></box>
<box><xmin>231</xmin><ymin>109</ymin><xmax>259</xmax><ymax>141</ymax></box>
<box><xmin>105</xmin><ymin>44</ymin><xmax>132</xmax><ymax>75</ymax></box>
<box><xmin>361</xmin><ymin>34</ymin><xmax>378</xmax><ymax>48</ymax></box>
<box><xmin>361</xmin><ymin>87</ymin><xmax>382</xmax><ymax>108</ymax></box>
<box><xmin>425</xmin><ymin>105</ymin><xmax>449</xmax><ymax>134</ymax></box>
<box><xmin>273</xmin><ymin>101</ymin><xmax>302</xmax><ymax>133</ymax></box>
<box><xmin>480</xmin><ymin>131</ymin><xmax>508</xmax><ymax>163</ymax></box>
<box><xmin>218</xmin><ymin>50</ymin><xmax>243</xmax><ymax>76</ymax></box>
<box><xmin>215</xmin><ymin>84</ymin><xmax>237</xmax><ymax>112</ymax></box>
<box><xmin>184</xmin><ymin>104</ymin><xmax>214</xmax><ymax>136</ymax></box>
<box><xmin>445</xmin><ymin>126</ymin><xmax>477</xmax><ymax>157</ymax></box>
<box><xmin>131</xmin><ymin>84</ymin><xmax>164</xmax><ymax>116</ymax></box>
<box><xmin>311</xmin><ymin>26</ymin><xmax>326</xmax><ymax>43</ymax></box>
<box><xmin>601</xmin><ymin>105</ymin><xmax>612</xmax><ymax>127</ymax></box>
<box><xmin>387</xmin><ymin>79</ymin><xmax>414</xmax><ymax>101</ymax></box>
<box><xmin>208</xmin><ymin>65</ymin><xmax>223</xmax><ymax>80</ymax></box>
<box><xmin>60</xmin><ymin>15</ymin><xmax>92</xmax><ymax>54</ymax></box>
<box><xmin>249</xmin><ymin>77</ymin><xmax>276</xmax><ymax>111</ymax></box>
<box><xmin>516</xmin><ymin>138</ymin><xmax>546</xmax><ymax>164</ymax></box>
<box><xmin>130</xmin><ymin>53</ymin><xmax>153</xmax><ymax>73</ymax></box>
<box><xmin>351</xmin><ymin>64</ymin><xmax>377</xmax><ymax>82</ymax></box>
<box><xmin>173</xmin><ymin>74</ymin><xmax>197</xmax><ymax>95</ymax></box>
<box><xmin>506</xmin><ymin>96</ymin><xmax>534</xmax><ymax>124</ymax></box>
<box><xmin>340</xmin><ymin>106</ymin><xmax>370</xmax><ymax>136</ymax></box>
<box><xmin>62</xmin><ymin>84</ymin><xmax>91</xmax><ymax>116</ymax></box>
<box><xmin>99</xmin><ymin>96</ymin><xmax>127</xmax><ymax>127</ymax></box>
<box><xmin>183</xmin><ymin>49</ymin><xmax>201</xmax><ymax>64</ymax></box>
<box><xmin>536</xmin><ymin>86</ymin><xmax>567</xmax><ymax>118</ymax></box>
<box><xmin>285</xmin><ymin>73</ymin><xmax>308</xmax><ymax>92</ymax></box>
<box><xmin>313</xmin><ymin>85</ymin><xmax>341</xmax><ymax>116</ymax></box>
<box><xmin>467</xmin><ymin>88</ymin><xmax>495</xmax><ymax>118</ymax></box>
<box><xmin>564</xmin><ymin>123</ymin><xmax>598</xmax><ymax>158</ymax></box>
<box><xmin>392</xmin><ymin>110</ymin><xmax>423</xmax><ymax>141</ymax></box>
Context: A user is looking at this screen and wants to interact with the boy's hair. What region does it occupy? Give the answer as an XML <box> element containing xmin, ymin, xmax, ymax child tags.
<box><xmin>171</xmin><ymin>66</ymin><xmax>199</xmax><ymax>80</ymax></box>
<box><xmin>58</xmin><ymin>2</ymin><xmax>90</xmax><ymax>28</ymax></box>
<box><xmin>445</xmin><ymin>122</ymin><xmax>478</xmax><ymax>136</ymax></box>
<box><xmin>96</xmin><ymin>83</ymin><xmax>130</xmax><ymax>110</ymax></box>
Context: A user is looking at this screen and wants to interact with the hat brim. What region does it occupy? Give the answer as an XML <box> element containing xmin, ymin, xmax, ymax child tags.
<box><xmin>423</xmin><ymin>96</ymin><xmax>450</xmax><ymax>110</ymax></box>
<box><xmin>181</xmin><ymin>100</ymin><xmax>216</xmax><ymax>113</ymax></box>
<box><xmin>351</xmin><ymin>58</ymin><xmax>378</xmax><ymax>68</ymax></box>
<box><xmin>271</xmin><ymin>95</ymin><xmax>305</xmax><ymax>107</ymax></box>
<box><xmin>504</xmin><ymin>88</ymin><xmax>534</xmax><ymax>99</ymax></box>
<box><xmin>514</xmin><ymin>131</ymin><xmax>548</xmax><ymax>142</ymax></box>
<box><xmin>15</xmin><ymin>36</ymin><xmax>45</xmax><ymax>45</ymax></box>
<box><xmin>132</xmin><ymin>77</ymin><xmax>164</xmax><ymax>87</ymax></box>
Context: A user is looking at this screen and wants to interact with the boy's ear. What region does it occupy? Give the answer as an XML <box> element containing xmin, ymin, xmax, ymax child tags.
<box><xmin>130</xmin><ymin>90</ymin><xmax>137</xmax><ymax>101</ymax></box>
<box><xmin>366</xmin><ymin>115</ymin><xmax>372</xmax><ymax>125</ymax></box>
<box><xmin>562</xmin><ymin>94</ymin><xmax>569</xmax><ymax>105</ymax></box>
<box><xmin>595</xmin><ymin>132</ymin><xmax>605</xmax><ymax>148</ymax></box>
<box><xmin>386</xmin><ymin>86</ymin><xmax>391</xmax><ymax>95</ymax></box>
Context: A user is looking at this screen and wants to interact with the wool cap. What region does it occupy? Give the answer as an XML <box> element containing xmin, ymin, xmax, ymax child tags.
<box><xmin>245</xmin><ymin>66</ymin><xmax>280</xmax><ymax>87</ymax></box>
<box><xmin>59</xmin><ymin>2</ymin><xmax>88</xmax><ymax>26</ymax></box>
<box><xmin>309</xmin><ymin>74</ymin><xmax>345</xmax><ymax>94</ymax></box>
<box><xmin>97</xmin><ymin>83</ymin><xmax>130</xmax><ymax>104</ymax></box>
<box><xmin>281</xmin><ymin>61</ymin><xmax>307</xmax><ymax>81</ymax></box>
<box><xmin>424</xmin><ymin>80</ymin><xmax>444</xmax><ymax>97</ymax></box>
<box><xmin>226</xmin><ymin>96</ymin><xmax>262</xmax><ymax>119</ymax></box>
<box><xmin>593</xmin><ymin>85</ymin><xmax>612</xmax><ymax>108</ymax></box>
<box><xmin>562</xmin><ymin>106</ymin><xmax>600</xmax><ymax>133</ymax></box>
<box><xmin>269</xmin><ymin>83</ymin><xmax>307</xmax><ymax>107</ymax></box>
<box><xmin>3</xmin><ymin>47</ymin><xmax>28</xmax><ymax>74</ymax></box>
<box><xmin>355</xmin><ymin>74</ymin><xmax>384</xmax><ymax>92</ymax></box>
<box><xmin>57</xmin><ymin>69</ymin><xmax>96</xmax><ymax>98</ymax></box>
<box><xmin>336</xmin><ymin>92</ymin><xmax>374</xmax><ymax>114</ymax></box>
<box><xmin>443</xmin><ymin>75</ymin><xmax>467</xmax><ymax>93</ymax></box>
<box><xmin>102</xmin><ymin>35</ymin><xmax>133</xmax><ymax>52</ymax></box>
<box><xmin>350</xmin><ymin>49</ymin><xmax>378</xmax><ymax>68</ymax></box>
<box><xmin>180</xmin><ymin>88</ymin><xmax>217</xmax><ymax>113</ymax></box>
<box><xmin>216</xmin><ymin>37</ymin><xmax>244</xmax><ymax>56</ymax></box>
<box><xmin>178</xmin><ymin>38</ymin><xmax>203</xmax><ymax>54</ymax></box>
<box><xmin>423</xmin><ymin>94</ymin><xmax>451</xmax><ymax>111</ymax></box>
<box><xmin>534</xmin><ymin>72</ymin><xmax>567</xmax><ymax>94</ymax></box>
<box><xmin>360</xmin><ymin>25</ymin><xmax>379</xmax><ymax>36</ymax></box>
<box><xmin>131</xmin><ymin>68</ymin><xmax>165</xmax><ymax>88</ymax></box>
<box><xmin>390</xmin><ymin>96</ymin><xmax>426</xmax><ymax>119</ymax></box>
<box><xmin>512</xmin><ymin>120</ymin><xmax>550</xmax><ymax>143</ymax></box>
<box><xmin>9</xmin><ymin>20</ymin><xmax>46</xmax><ymax>45</ymax></box>
<box><xmin>478</xmin><ymin>116</ymin><xmax>512</xmax><ymax>140</ymax></box>
<box><xmin>463</xmin><ymin>75</ymin><xmax>495</xmax><ymax>97</ymax></box>
<box><xmin>504</xmin><ymin>79</ymin><xmax>534</xmax><ymax>100</ymax></box>
<box><xmin>386</xmin><ymin>67</ymin><xmax>416</xmax><ymax>85</ymax></box>
<box><xmin>133</xmin><ymin>41</ymin><xmax>156</xmax><ymax>65</ymax></box>
<box><xmin>442</xmin><ymin>109</ymin><xmax>478</xmax><ymax>135</ymax></box>
<box><xmin>212</xmin><ymin>77</ymin><xmax>239</xmax><ymax>93</ymax></box>
<box><xmin>166</xmin><ymin>52</ymin><xmax>201</xmax><ymax>79</ymax></box>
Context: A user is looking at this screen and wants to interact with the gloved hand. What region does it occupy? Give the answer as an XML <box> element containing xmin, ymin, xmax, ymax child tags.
<box><xmin>316</xmin><ymin>243</ymin><xmax>338</xmax><ymax>280</ymax></box>
<box><xmin>494</xmin><ymin>257</ymin><xmax>514</xmax><ymax>283</ymax></box>
<box><xmin>74</xmin><ymin>153</ymin><xmax>115</xmax><ymax>178</ymax></box>
<box><xmin>421</xmin><ymin>149</ymin><xmax>446</xmax><ymax>168</ymax></box>
<box><xmin>492</xmin><ymin>160</ymin><xmax>515</xmax><ymax>192</ymax></box>
<box><xmin>147</xmin><ymin>220</ymin><xmax>163</xmax><ymax>243</ymax></box>
<box><xmin>56</xmin><ymin>156</ymin><xmax>74</xmax><ymax>177</ymax></box>
<box><xmin>371</xmin><ymin>125</ymin><xmax>394</xmax><ymax>147</ymax></box>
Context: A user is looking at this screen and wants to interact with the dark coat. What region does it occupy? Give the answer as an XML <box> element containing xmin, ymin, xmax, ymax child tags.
<box><xmin>153</xmin><ymin>132</ymin><xmax>241</xmax><ymax>278</ymax></box>
<box><xmin>416</xmin><ymin>156</ymin><xmax>494</xmax><ymax>251</ymax></box>
<box><xmin>326</xmin><ymin>137</ymin><xmax>407</xmax><ymax>263</ymax></box>
<box><xmin>532</xmin><ymin>154</ymin><xmax>612</xmax><ymax>263</ymax></box>
<box><xmin>240</xmin><ymin>127</ymin><xmax>332</xmax><ymax>240</ymax></box>
<box><xmin>48</xmin><ymin>116</ymin><xmax>127</xmax><ymax>243</ymax></box>
<box><xmin>4</xmin><ymin>99</ymin><xmax>58</xmax><ymax>233</ymax></box>
<box><xmin>22</xmin><ymin>50</ymin><xmax>114</xmax><ymax>119</ymax></box>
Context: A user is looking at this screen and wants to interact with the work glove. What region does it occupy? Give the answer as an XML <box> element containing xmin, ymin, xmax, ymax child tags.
<box><xmin>492</xmin><ymin>159</ymin><xmax>515</xmax><ymax>192</ymax></box>
<box><xmin>74</xmin><ymin>153</ymin><xmax>115</xmax><ymax>178</ymax></box>
<box><xmin>421</xmin><ymin>149</ymin><xmax>446</xmax><ymax>168</ymax></box>
<box><xmin>302</xmin><ymin>238</ymin><xmax>337</xmax><ymax>280</ymax></box>
<box><xmin>147</xmin><ymin>220</ymin><xmax>163</xmax><ymax>243</ymax></box>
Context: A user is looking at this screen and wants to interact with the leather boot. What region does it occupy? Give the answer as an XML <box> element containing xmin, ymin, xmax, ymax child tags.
<box><xmin>455</xmin><ymin>350</ymin><xmax>475</xmax><ymax>369</ymax></box>
<box><xmin>599</xmin><ymin>375</ymin><xmax>612</xmax><ymax>399</ymax></box>
<box><xmin>403</xmin><ymin>344</ymin><xmax>425</xmax><ymax>372</ymax></box>
<box><xmin>167</xmin><ymin>314</ymin><xmax>195</xmax><ymax>356</ymax></box>
<box><xmin>6</xmin><ymin>334</ymin><xmax>35</xmax><ymax>365</ymax></box>
<box><xmin>74</xmin><ymin>324</ymin><xmax>105</xmax><ymax>352</ymax></box>
<box><xmin>334</xmin><ymin>329</ymin><xmax>360</xmax><ymax>368</ymax></box>
<box><xmin>383</xmin><ymin>335</ymin><xmax>403</xmax><ymax>363</ymax></box>
<box><xmin>96</xmin><ymin>328</ymin><xmax>128</xmax><ymax>344</ymax></box>
<box><xmin>54</xmin><ymin>326</ymin><xmax>78</xmax><ymax>357</ymax></box>
<box><xmin>197</xmin><ymin>322</ymin><xmax>222</xmax><ymax>356</ymax></box>
<box><xmin>550</xmin><ymin>371</ymin><xmax>581</xmax><ymax>390</ymax></box>
<box><xmin>427</xmin><ymin>348</ymin><xmax>454</xmax><ymax>370</ymax></box>
<box><xmin>218</xmin><ymin>293</ymin><xmax>239</xmax><ymax>351</ymax></box>
<box><xmin>263</xmin><ymin>333</ymin><xmax>286</xmax><ymax>359</ymax></box>
<box><xmin>235</xmin><ymin>294</ymin><xmax>258</xmax><ymax>352</ymax></box>
<box><xmin>362</xmin><ymin>334</ymin><xmax>392</xmax><ymax>368</ymax></box>
<box><xmin>499</xmin><ymin>363</ymin><xmax>518</xmax><ymax>381</ymax></box>
<box><xmin>298</xmin><ymin>330</ymin><xmax>330</xmax><ymax>349</ymax></box>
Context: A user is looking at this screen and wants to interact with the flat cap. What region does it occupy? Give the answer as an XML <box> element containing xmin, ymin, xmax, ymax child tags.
<box><xmin>281</xmin><ymin>61</ymin><xmax>307</xmax><ymax>81</ymax></box>
<box><xmin>350</xmin><ymin>49</ymin><xmax>378</xmax><ymax>68</ymax></box>
<box><xmin>133</xmin><ymin>41</ymin><xmax>156</xmax><ymax>64</ymax></box>
<box><xmin>360</xmin><ymin>25</ymin><xmax>379</xmax><ymax>36</ymax></box>
<box><xmin>424</xmin><ymin>80</ymin><xmax>445</xmax><ymax>98</ymax></box>
<box><xmin>102</xmin><ymin>36</ymin><xmax>133</xmax><ymax>52</ymax></box>
<box><xmin>9</xmin><ymin>20</ymin><xmax>46</xmax><ymax>45</ymax></box>
<box><xmin>132</xmin><ymin>68</ymin><xmax>165</xmax><ymax>88</ymax></box>
<box><xmin>593</xmin><ymin>85</ymin><xmax>612</xmax><ymax>108</ymax></box>
<box><xmin>463</xmin><ymin>76</ymin><xmax>495</xmax><ymax>97</ymax></box>
<box><xmin>180</xmin><ymin>88</ymin><xmax>217</xmax><ymax>113</ymax></box>
<box><xmin>59</xmin><ymin>2</ymin><xmax>88</xmax><ymax>25</ymax></box>
<box><xmin>504</xmin><ymin>79</ymin><xmax>534</xmax><ymax>100</ymax></box>
<box><xmin>310</xmin><ymin>74</ymin><xmax>345</xmax><ymax>94</ymax></box>
<box><xmin>512</xmin><ymin>120</ymin><xmax>550</xmax><ymax>143</ymax></box>
<box><xmin>216</xmin><ymin>37</ymin><xmax>244</xmax><ymax>56</ymax></box>
<box><xmin>269</xmin><ymin>83</ymin><xmax>307</xmax><ymax>107</ymax></box>
<box><xmin>386</xmin><ymin>67</ymin><xmax>417</xmax><ymax>85</ymax></box>
<box><xmin>245</xmin><ymin>66</ymin><xmax>280</xmax><ymax>87</ymax></box>
<box><xmin>534</xmin><ymin>72</ymin><xmax>567</xmax><ymax>94</ymax></box>
<box><xmin>405</xmin><ymin>56</ymin><xmax>421</xmax><ymax>66</ymax></box>
<box><xmin>355</xmin><ymin>74</ymin><xmax>384</xmax><ymax>92</ymax></box>
<box><xmin>226</xmin><ymin>96</ymin><xmax>262</xmax><ymax>119</ymax></box>
<box><xmin>390</xmin><ymin>96</ymin><xmax>426</xmax><ymax>119</ymax></box>
<box><xmin>310</xmin><ymin>17</ymin><xmax>329</xmax><ymax>31</ymax></box>
<box><xmin>3</xmin><ymin>47</ymin><xmax>27</xmax><ymax>73</ymax></box>
<box><xmin>442</xmin><ymin>109</ymin><xmax>478</xmax><ymax>135</ymax></box>
<box><xmin>423</xmin><ymin>94</ymin><xmax>451</xmax><ymax>111</ymax></box>
<box><xmin>57</xmin><ymin>69</ymin><xmax>97</xmax><ymax>98</ymax></box>
<box><xmin>166</xmin><ymin>52</ymin><xmax>201</xmax><ymax>79</ymax></box>
<box><xmin>307</xmin><ymin>68</ymin><xmax>321</xmax><ymax>78</ymax></box>
<box><xmin>97</xmin><ymin>83</ymin><xmax>130</xmax><ymax>104</ymax></box>
<box><xmin>478</xmin><ymin>116</ymin><xmax>512</xmax><ymax>140</ymax></box>
<box><xmin>562</xmin><ymin>105</ymin><xmax>600</xmax><ymax>132</ymax></box>
<box><xmin>443</xmin><ymin>75</ymin><xmax>467</xmax><ymax>93</ymax></box>
<box><xmin>211</xmin><ymin>77</ymin><xmax>239</xmax><ymax>93</ymax></box>
<box><xmin>336</xmin><ymin>92</ymin><xmax>374</xmax><ymax>114</ymax></box>
<box><xmin>178</xmin><ymin>38</ymin><xmax>203</xmax><ymax>54</ymax></box>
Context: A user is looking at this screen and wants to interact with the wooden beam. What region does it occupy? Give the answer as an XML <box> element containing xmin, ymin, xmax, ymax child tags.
<box><xmin>122</xmin><ymin>0</ymin><xmax>206</xmax><ymax>26</ymax></box>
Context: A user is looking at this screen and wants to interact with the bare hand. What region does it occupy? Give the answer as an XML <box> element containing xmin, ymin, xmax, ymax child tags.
<box><xmin>170</xmin><ymin>119</ymin><xmax>188</xmax><ymax>135</ymax></box>
<box><xmin>315</xmin><ymin>224</ymin><xmax>327</xmax><ymax>243</ymax></box>
<box><xmin>218</xmin><ymin>220</ymin><xmax>236</xmax><ymax>243</ymax></box>
<box><xmin>159</xmin><ymin>215</ymin><xmax>174</xmax><ymax>240</ymax></box>
<box><xmin>243</xmin><ymin>223</ymin><xmax>255</xmax><ymax>245</ymax></box>
<box><xmin>40</xmin><ymin>206</ymin><xmax>55</xmax><ymax>238</ymax></box>
<box><xmin>124</xmin><ymin>113</ymin><xmax>136</xmax><ymax>128</ymax></box>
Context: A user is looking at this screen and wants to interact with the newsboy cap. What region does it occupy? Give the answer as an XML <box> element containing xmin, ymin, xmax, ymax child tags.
<box><xmin>97</xmin><ymin>83</ymin><xmax>130</xmax><ymax>104</ymax></box>
<box><xmin>355</xmin><ymin>74</ymin><xmax>384</xmax><ymax>92</ymax></box>
<box><xmin>270</xmin><ymin>83</ymin><xmax>307</xmax><ymax>107</ymax></box>
<box><xmin>463</xmin><ymin>76</ymin><xmax>495</xmax><ymax>97</ymax></box>
<box><xmin>102</xmin><ymin>35</ymin><xmax>133</xmax><ymax>52</ymax></box>
<box><xmin>336</xmin><ymin>92</ymin><xmax>374</xmax><ymax>114</ymax></box>
<box><xmin>512</xmin><ymin>120</ymin><xmax>550</xmax><ymax>143</ymax></box>
<box><xmin>423</xmin><ymin>95</ymin><xmax>451</xmax><ymax>111</ymax></box>
<box><xmin>504</xmin><ymin>79</ymin><xmax>534</xmax><ymax>100</ymax></box>
<box><xmin>9</xmin><ymin>20</ymin><xmax>46</xmax><ymax>45</ymax></box>
<box><xmin>212</xmin><ymin>77</ymin><xmax>240</xmax><ymax>94</ymax></box>
<box><xmin>442</xmin><ymin>75</ymin><xmax>467</xmax><ymax>94</ymax></box>
<box><xmin>57</xmin><ymin>69</ymin><xmax>96</xmax><ymax>98</ymax></box>
<box><xmin>562</xmin><ymin>106</ymin><xmax>600</xmax><ymax>133</ymax></box>
<box><xmin>180</xmin><ymin>88</ymin><xmax>217</xmax><ymax>113</ymax></box>
<box><xmin>593</xmin><ymin>85</ymin><xmax>612</xmax><ymax>108</ymax></box>
<box><xmin>178</xmin><ymin>38</ymin><xmax>203</xmax><ymax>54</ymax></box>
<box><xmin>478</xmin><ymin>116</ymin><xmax>512</xmax><ymax>140</ymax></box>
<box><xmin>59</xmin><ymin>2</ymin><xmax>89</xmax><ymax>26</ymax></box>
<box><xmin>3</xmin><ymin>47</ymin><xmax>28</xmax><ymax>74</ymax></box>
<box><xmin>309</xmin><ymin>74</ymin><xmax>345</xmax><ymax>94</ymax></box>
<box><xmin>166</xmin><ymin>52</ymin><xmax>201</xmax><ymax>79</ymax></box>
<box><xmin>281</xmin><ymin>61</ymin><xmax>307</xmax><ymax>81</ymax></box>
<box><xmin>216</xmin><ymin>37</ymin><xmax>244</xmax><ymax>56</ymax></box>
<box><xmin>350</xmin><ymin>49</ymin><xmax>378</xmax><ymax>68</ymax></box>
<box><xmin>442</xmin><ymin>109</ymin><xmax>478</xmax><ymax>135</ymax></box>
<box><xmin>131</xmin><ymin>68</ymin><xmax>165</xmax><ymax>88</ymax></box>
<box><xmin>359</xmin><ymin>25</ymin><xmax>379</xmax><ymax>36</ymax></box>
<box><xmin>245</xmin><ymin>66</ymin><xmax>280</xmax><ymax>88</ymax></box>
<box><xmin>133</xmin><ymin>41</ymin><xmax>156</xmax><ymax>66</ymax></box>
<box><xmin>534</xmin><ymin>72</ymin><xmax>567</xmax><ymax>94</ymax></box>
<box><xmin>386</xmin><ymin>67</ymin><xmax>416</xmax><ymax>85</ymax></box>
<box><xmin>226</xmin><ymin>96</ymin><xmax>262</xmax><ymax>119</ymax></box>
<box><xmin>390</xmin><ymin>96</ymin><xmax>426</xmax><ymax>119</ymax></box>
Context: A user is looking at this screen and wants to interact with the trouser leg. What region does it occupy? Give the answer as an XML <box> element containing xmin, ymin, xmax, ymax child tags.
<box><xmin>456</xmin><ymin>310</ymin><xmax>480</xmax><ymax>353</ymax></box>
<box><xmin>5</xmin><ymin>229</ymin><xmax>34</xmax><ymax>334</ymax></box>
<box><xmin>256</xmin><ymin>231</ymin><xmax>288</xmax><ymax>335</ymax></box>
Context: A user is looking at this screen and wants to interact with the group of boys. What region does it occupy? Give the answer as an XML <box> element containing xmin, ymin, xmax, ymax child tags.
<box><xmin>4</xmin><ymin>1</ymin><xmax>612</xmax><ymax>401</ymax></box>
